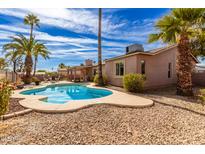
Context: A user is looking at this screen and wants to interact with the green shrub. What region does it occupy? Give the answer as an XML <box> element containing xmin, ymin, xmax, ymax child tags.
<box><xmin>22</xmin><ymin>76</ymin><xmax>32</xmax><ymax>84</ymax></box>
<box><xmin>198</xmin><ymin>89</ymin><xmax>205</xmax><ymax>102</ymax></box>
<box><xmin>37</xmin><ymin>70</ymin><xmax>47</xmax><ymax>73</ymax></box>
<box><xmin>93</xmin><ymin>74</ymin><xmax>108</xmax><ymax>85</ymax></box>
<box><xmin>32</xmin><ymin>77</ymin><xmax>41</xmax><ymax>85</ymax></box>
<box><xmin>123</xmin><ymin>73</ymin><xmax>146</xmax><ymax>93</ymax></box>
<box><xmin>0</xmin><ymin>80</ymin><xmax>12</xmax><ymax>115</ymax></box>
<box><xmin>89</xmin><ymin>76</ymin><xmax>94</xmax><ymax>82</ymax></box>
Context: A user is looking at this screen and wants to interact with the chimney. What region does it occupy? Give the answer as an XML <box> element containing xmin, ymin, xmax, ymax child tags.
<box><xmin>126</xmin><ymin>44</ymin><xmax>144</xmax><ymax>54</ymax></box>
<box><xmin>85</xmin><ymin>59</ymin><xmax>93</xmax><ymax>66</ymax></box>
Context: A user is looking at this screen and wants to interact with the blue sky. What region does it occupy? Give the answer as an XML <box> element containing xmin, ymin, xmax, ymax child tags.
<box><xmin>0</xmin><ymin>8</ymin><xmax>171</xmax><ymax>70</ymax></box>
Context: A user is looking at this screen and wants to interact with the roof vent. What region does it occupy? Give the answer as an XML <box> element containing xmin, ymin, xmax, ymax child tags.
<box><xmin>126</xmin><ymin>44</ymin><xmax>144</xmax><ymax>54</ymax></box>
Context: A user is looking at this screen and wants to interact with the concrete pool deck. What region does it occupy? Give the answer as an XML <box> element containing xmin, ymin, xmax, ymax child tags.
<box><xmin>12</xmin><ymin>81</ymin><xmax>154</xmax><ymax>113</ymax></box>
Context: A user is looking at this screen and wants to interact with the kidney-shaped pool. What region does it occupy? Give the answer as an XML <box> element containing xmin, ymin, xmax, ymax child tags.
<box><xmin>20</xmin><ymin>84</ymin><xmax>113</xmax><ymax>104</ymax></box>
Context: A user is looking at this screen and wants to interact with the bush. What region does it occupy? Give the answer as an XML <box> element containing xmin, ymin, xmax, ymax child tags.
<box><xmin>90</xmin><ymin>76</ymin><xmax>94</xmax><ymax>82</ymax></box>
<box><xmin>123</xmin><ymin>73</ymin><xmax>146</xmax><ymax>93</ymax></box>
<box><xmin>22</xmin><ymin>76</ymin><xmax>32</xmax><ymax>84</ymax></box>
<box><xmin>93</xmin><ymin>74</ymin><xmax>108</xmax><ymax>85</ymax></box>
<box><xmin>32</xmin><ymin>77</ymin><xmax>41</xmax><ymax>85</ymax></box>
<box><xmin>197</xmin><ymin>89</ymin><xmax>205</xmax><ymax>103</ymax></box>
<box><xmin>0</xmin><ymin>80</ymin><xmax>12</xmax><ymax>115</ymax></box>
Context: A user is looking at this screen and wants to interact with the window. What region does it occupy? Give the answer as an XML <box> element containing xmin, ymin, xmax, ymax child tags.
<box><xmin>141</xmin><ymin>60</ymin><xmax>145</xmax><ymax>74</ymax></box>
<box><xmin>168</xmin><ymin>62</ymin><xmax>172</xmax><ymax>78</ymax></box>
<box><xmin>115</xmin><ymin>62</ymin><xmax>124</xmax><ymax>76</ymax></box>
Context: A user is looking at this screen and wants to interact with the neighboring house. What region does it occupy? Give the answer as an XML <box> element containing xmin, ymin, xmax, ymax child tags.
<box><xmin>58</xmin><ymin>59</ymin><xmax>105</xmax><ymax>82</ymax></box>
<box><xmin>58</xmin><ymin>68</ymin><xmax>68</xmax><ymax>77</ymax></box>
<box><xmin>58</xmin><ymin>44</ymin><xmax>199</xmax><ymax>88</ymax></box>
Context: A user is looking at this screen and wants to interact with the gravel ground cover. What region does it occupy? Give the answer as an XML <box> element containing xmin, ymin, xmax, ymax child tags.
<box><xmin>6</xmin><ymin>98</ymin><xmax>26</xmax><ymax>114</ymax></box>
<box><xmin>1</xmin><ymin>102</ymin><xmax>205</xmax><ymax>145</ymax></box>
<box><xmin>109</xmin><ymin>86</ymin><xmax>205</xmax><ymax>115</ymax></box>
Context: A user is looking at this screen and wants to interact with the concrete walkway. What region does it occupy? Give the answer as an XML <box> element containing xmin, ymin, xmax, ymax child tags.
<box><xmin>12</xmin><ymin>82</ymin><xmax>153</xmax><ymax>113</ymax></box>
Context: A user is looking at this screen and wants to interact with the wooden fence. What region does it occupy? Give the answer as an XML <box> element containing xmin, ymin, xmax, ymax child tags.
<box><xmin>0</xmin><ymin>70</ymin><xmax>20</xmax><ymax>83</ymax></box>
<box><xmin>192</xmin><ymin>71</ymin><xmax>205</xmax><ymax>86</ymax></box>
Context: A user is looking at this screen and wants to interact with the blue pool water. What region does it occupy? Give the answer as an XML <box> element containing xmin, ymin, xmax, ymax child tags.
<box><xmin>20</xmin><ymin>84</ymin><xmax>112</xmax><ymax>104</ymax></box>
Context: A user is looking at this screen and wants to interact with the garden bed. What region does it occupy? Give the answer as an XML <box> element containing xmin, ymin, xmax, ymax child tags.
<box><xmin>6</xmin><ymin>98</ymin><xmax>26</xmax><ymax>114</ymax></box>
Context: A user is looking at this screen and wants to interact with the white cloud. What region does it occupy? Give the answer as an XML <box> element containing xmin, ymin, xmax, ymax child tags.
<box><xmin>0</xmin><ymin>8</ymin><xmax>123</xmax><ymax>35</ymax></box>
<box><xmin>0</xmin><ymin>8</ymin><xmax>161</xmax><ymax>48</ymax></box>
<box><xmin>0</xmin><ymin>8</ymin><xmax>167</xmax><ymax>67</ymax></box>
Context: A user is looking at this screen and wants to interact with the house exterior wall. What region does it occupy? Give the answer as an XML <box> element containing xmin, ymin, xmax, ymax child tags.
<box><xmin>58</xmin><ymin>69</ymin><xmax>67</xmax><ymax>77</ymax></box>
<box><xmin>137</xmin><ymin>47</ymin><xmax>178</xmax><ymax>88</ymax></box>
<box><xmin>105</xmin><ymin>56</ymin><xmax>137</xmax><ymax>86</ymax></box>
<box><xmin>105</xmin><ymin>47</ymin><xmax>179</xmax><ymax>88</ymax></box>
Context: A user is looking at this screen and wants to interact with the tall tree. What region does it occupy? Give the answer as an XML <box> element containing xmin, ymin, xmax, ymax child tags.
<box><xmin>4</xmin><ymin>34</ymin><xmax>36</xmax><ymax>78</ymax></box>
<box><xmin>2</xmin><ymin>47</ymin><xmax>22</xmax><ymax>73</ymax></box>
<box><xmin>33</xmin><ymin>43</ymin><xmax>50</xmax><ymax>76</ymax></box>
<box><xmin>190</xmin><ymin>30</ymin><xmax>205</xmax><ymax>58</ymax></box>
<box><xmin>0</xmin><ymin>58</ymin><xmax>7</xmax><ymax>70</ymax></box>
<box><xmin>97</xmin><ymin>8</ymin><xmax>104</xmax><ymax>86</ymax></box>
<box><xmin>24</xmin><ymin>13</ymin><xmax>40</xmax><ymax>78</ymax></box>
<box><xmin>148</xmin><ymin>8</ymin><xmax>205</xmax><ymax>96</ymax></box>
<box><xmin>58</xmin><ymin>63</ymin><xmax>66</xmax><ymax>69</ymax></box>
<box><xmin>24</xmin><ymin>13</ymin><xmax>40</xmax><ymax>41</ymax></box>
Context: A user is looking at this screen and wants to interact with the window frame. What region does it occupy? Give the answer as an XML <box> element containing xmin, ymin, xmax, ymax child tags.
<box><xmin>114</xmin><ymin>60</ymin><xmax>125</xmax><ymax>78</ymax></box>
<box><xmin>140</xmin><ymin>60</ymin><xmax>145</xmax><ymax>75</ymax></box>
<box><xmin>168</xmin><ymin>62</ymin><xmax>172</xmax><ymax>78</ymax></box>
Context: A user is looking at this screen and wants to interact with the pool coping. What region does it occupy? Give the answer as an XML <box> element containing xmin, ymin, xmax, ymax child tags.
<box><xmin>12</xmin><ymin>81</ymin><xmax>154</xmax><ymax>113</ymax></box>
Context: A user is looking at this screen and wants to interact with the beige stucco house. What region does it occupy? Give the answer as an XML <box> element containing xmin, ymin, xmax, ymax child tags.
<box><xmin>58</xmin><ymin>44</ymin><xmax>198</xmax><ymax>88</ymax></box>
<box><xmin>105</xmin><ymin>44</ymin><xmax>198</xmax><ymax>88</ymax></box>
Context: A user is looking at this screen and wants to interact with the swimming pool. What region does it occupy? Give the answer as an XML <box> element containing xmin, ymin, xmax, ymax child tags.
<box><xmin>20</xmin><ymin>84</ymin><xmax>113</xmax><ymax>104</ymax></box>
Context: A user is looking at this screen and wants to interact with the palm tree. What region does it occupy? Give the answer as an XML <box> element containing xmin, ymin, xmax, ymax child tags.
<box><xmin>24</xmin><ymin>13</ymin><xmax>40</xmax><ymax>78</ymax></box>
<box><xmin>148</xmin><ymin>8</ymin><xmax>205</xmax><ymax>96</ymax></box>
<box><xmin>2</xmin><ymin>48</ymin><xmax>23</xmax><ymax>82</ymax></box>
<box><xmin>0</xmin><ymin>58</ymin><xmax>7</xmax><ymax>70</ymax></box>
<box><xmin>97</xmin><ymin>8</ymin><xmax>104</xmax><ymax>86</ymax></box>
<box><xmin>4</xmin><ymin>34</ymin><xmax>36</xmax><ymax>78</ymax></box>
<box><xmin>24</xmin><ymin>13</ymin><xmax>40</xmax><ymax>41</ymax></box>
<box><xmin>2</xmin><ymin>47</ymin><xmax>22</xmax><ymax>73</ymax></box>
<box><xmin>33</xmin><ymin>43</ymin><xmax>50</xmax><ymax>76</ymax></box>
<box><xmin>58</xmin><ymin>63</ymin><xmax>66</xmax><ymax>69</ymax></box>
<box><xmin>190</xmin><ymin>30</ymin><xmax>205</xmax><ymax>58</ymax></box>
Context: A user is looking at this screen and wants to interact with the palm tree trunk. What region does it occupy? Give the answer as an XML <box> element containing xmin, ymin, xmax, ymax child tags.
<box><xmin>33</xmin><ymin>56</ymin><xmax>37</xmax><ymax>76</ymax></box>
<box><xmin>13</xmin><ymin>60</ymin><xmax>16</xmax><ymax>73</ymax></box>
<box><xmin>30</xmin><ymin>24</ymin><xmax>33</xmax><ymax>41</ymax></box>
<box><xmin>25</xmin><ymin>54</ymin><xmax>33</xmax><ymax>78</ymax></box>
<box><xmin>176</xmin><ymin>34</ymin><xmax>193</xmax><ymax>96</ymax></box>
<box><xmin>11</xmin><ymin>60</ymin><xmax>16</xmax><ymax>83</ymax></box>
<box><xmin>24</xmin><ymin>24</ymin><xmax>33</xmax><ymax>79</ymax></box>
<box><xmin>98</xmin><ymin>8</ymin><xmax>104</xmax><ymax>86</ymax></box>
